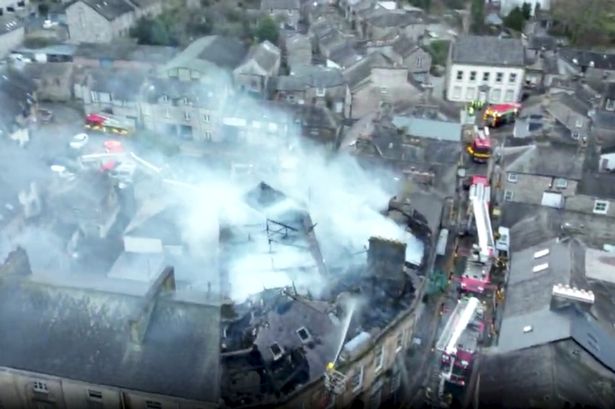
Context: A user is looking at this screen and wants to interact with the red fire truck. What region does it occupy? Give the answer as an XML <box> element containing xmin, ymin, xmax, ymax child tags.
<box><xmin>436</xmin><ymin>297</ymin><xmax>484</xmax><ymax>387</ymax></box>
<box><xmin>483</xmin><ymin>103</ymin><xmax>521</xmax><ymax>128</ymax></box>
<box><xmin>466</xmin><ymin>126</ymin><xmax>492</xmax><ymax>164</ymax></box>
<box><xmin>85</xmin><ymin>113</ymin><xmax>133</xmax><ymax>136</ymax></box>
<box><xmin>461</xmin><ymin>176</ymin><xmax>495</xmax><ymax>294</ymax></box>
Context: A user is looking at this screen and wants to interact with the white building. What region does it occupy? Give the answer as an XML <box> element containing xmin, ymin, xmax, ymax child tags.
<box><xmin>445</xmin><ymin>35</ymin><xmax>525</xmax><ymax>104</ymax></box>
<box><xmin>500</xmin><ymin>0</ymin><xmax>550</xmax><ymax>16</ymax></box>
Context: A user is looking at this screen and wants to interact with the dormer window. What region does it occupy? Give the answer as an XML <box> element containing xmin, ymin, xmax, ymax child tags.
<box><xmin>270</xmin><ymin>343</ymin><xmax>284</xmax><ymax>361</ymax></box>
<box><xmin>605</xmin><ymin>98</ymin><xmax>615</xmax><ymax>112</ymax></box>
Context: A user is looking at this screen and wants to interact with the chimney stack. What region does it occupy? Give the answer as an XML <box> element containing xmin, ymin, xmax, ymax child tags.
<box><xmin>550</xmin><ymin>283</ymin><xmax>595</xmax><ymax>311</ymax></box>
<box><xmin>367</xmin><ymin>236</ymin><xmax>406</xmax><ymax>281</ymax></box>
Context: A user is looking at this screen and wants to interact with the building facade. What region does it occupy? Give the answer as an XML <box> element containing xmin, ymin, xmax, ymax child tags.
<box><xmin>446</xmin><ymin>36</ymin><xmax>525</xmax><ymax>103</ymax></box>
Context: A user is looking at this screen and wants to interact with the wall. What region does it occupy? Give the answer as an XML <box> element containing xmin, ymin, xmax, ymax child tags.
<box><xmin>404</xmin><ymin>48</ymin><xmax>431</xmax><ymax>80</ymax></box>
<box><xmin>446</xmin><ymin>63</ymin><xmax>525</xmax><ymax>103</ymax></box>
<box><xmin>0</xmin><ymin>367</ymin><xmax>218</xmax><ymax>409</ymax></box>
<box><xmin>66</xmin><ymin>1</ymin><xmax>115</xmax><ymax>43</ymax></box>
<box><xmin>0</xmin><ymin>26</ymin><xmax>25</xmax><ymax>59</ymax></box>
<box><xmin>140</xmin><ymin>101</ymin><xmax>218</xmax><ymax>142</ymax></box>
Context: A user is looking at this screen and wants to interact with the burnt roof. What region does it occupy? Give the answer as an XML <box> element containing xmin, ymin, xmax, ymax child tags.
<box><xmin>89</xmin><ymin>68</ymin><xmax>147</xmax><ymax>101</ymax></box>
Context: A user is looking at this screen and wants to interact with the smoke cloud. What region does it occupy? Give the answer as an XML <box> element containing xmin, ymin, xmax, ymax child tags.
<box><xmin>0</xmin><ymin>60</ymin><xmax>425</xmax><ymax>303</ymax></box>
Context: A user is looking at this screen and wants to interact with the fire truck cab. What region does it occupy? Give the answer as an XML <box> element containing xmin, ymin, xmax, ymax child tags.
<box><xmin>467</xmin><ymin>126</ymin><xmax>491</xmax><ymax>163</ymax></box>
<box><xmin>85</xmin><ymin>113</ymin><xmax>133</xmax><ymax>136</ymax></box>
<box><xmin>483</xmin><ymin>103</ymin><xmax>521</xmax><ymax>128</ymax></box>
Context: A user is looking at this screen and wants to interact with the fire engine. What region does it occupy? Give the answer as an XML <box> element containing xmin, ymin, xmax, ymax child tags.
<box><xmin>85</xmin><ymin>113</ymin><xmax>133</xmax><ymax>135</ymax></box>
<box><xmin>436</xmin><ymin>297</ymin><xmax>484</xmax><ymax>387</ymax></box>
<box><xmin>461</xmin><ymin>176</ymin><xmax>495</xmax><ymax>294</ymax></box>
<box><xmin>483</xmin><ymin>103</ymin><xmax>521</xmax><ymax>128</ymax></box>
<box><xmin>466</xmin><ymin>126</ymin><xmax>492</xmax><ymax>164</ymax></box>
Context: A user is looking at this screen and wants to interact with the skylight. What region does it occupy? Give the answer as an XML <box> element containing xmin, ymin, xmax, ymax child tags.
<box><xmin>533</xmin><ymin>249</ymin><xmax>550</xmax><ymax>259</ymax></box>
<box><xmin>532</xmin><ymin>263</ymin><xmax>549</xmax><ymax>273</ymax></box>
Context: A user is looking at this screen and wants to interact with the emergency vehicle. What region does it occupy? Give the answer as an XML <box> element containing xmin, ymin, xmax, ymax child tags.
<box><xmin>483</xmin><ymin>103</ymin><xmax>521</xmax><ymax>128</ymax></box>
<box><xmin>436</xmin><ymin>297</ymin><xmax>484</xmax><ymax>386</ymax></box>
<box><xmin>461</xmin><ymin>176</ymin><xmax>495</xmax><ymax>294</ymax></box>
<box><xmin>466</xmin><ymin>126</ymin><xmax>492</xmax><ymax>163</ymax></box>
<box><xmin>85</xmin><ymin>113</ymin><xmax>133</xmax><ymax>135</ymax></box>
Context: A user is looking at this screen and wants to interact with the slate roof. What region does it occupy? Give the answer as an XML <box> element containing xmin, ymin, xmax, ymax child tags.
<box><xmin>79</xmin><ymin>0</ymin><xmax>135</xmax><ymax>21</ymax></box>
<box><xmin>365</xmin><ymin>9</ymin><xmax>424</xmax><ymax>28</ymax></box>
<box><xmin>343</xmin><ymin>52</ymin><xmax>393</xmax><ymax>88</ymax></box>
<box><xmin>451</xmin><ymin>35</ymin><xmax>525</xmax><ymax>67</ymax></box>
<box><xmin>274</xmin><ymin>66</ymin><xmax>345</xmax><ymax>91</ymax></box>
<box><xmin>240</xmin><ymin>41</ymin><xmax>280</xmax><ymax>74</ymax></box>
<box><xmin>0</xmin><ymin>257</ymin><xmax>221</xmax><ymax>402</ymax></box>
<box><xmin>528</xmin><ymin>35</ymin><xmax>556</xmax><ymax>51</ymax></box>
<box><xmin>162</xmin><ymin>36</ymin><xmax>247</xmax><ymax>74</ymax></box>
<box><xmin>75</xmin><ymin>42</ymin><xmax>179</xmax><ymax>64</ymax></box>
<box><xmin>493</xmin><ymin>238</ymin><xmax>615</xmax><ymax>374</ymax></box>
<box><xmin>505</xmin><ymin>143</ymin><xmax>585</xmax><ymax>180</ymax></box>
<box><xmin>559</xmin><ymin>48</ymin><xmax>615</xmax><ymax>71</ymax></box>
<box><xmin>125</xmin><ymin>206</ymin><xmax>183</xmax><ymax>246</ymax></box>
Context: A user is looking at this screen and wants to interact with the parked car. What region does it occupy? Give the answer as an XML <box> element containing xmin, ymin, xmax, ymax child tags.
<box><xmin>69</xmin><ymin>133</ymin><xmax>89</xmax><ymax>150</ymax></box>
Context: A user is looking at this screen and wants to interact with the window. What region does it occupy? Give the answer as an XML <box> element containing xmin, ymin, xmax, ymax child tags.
<box><xmin>146</xmin><ymin>401</ymin><xmax>162</xmax><ymax>409</ymax></box>
<box><xmin>350</xmin><ymin>366</ymin><xmax>364</xmax><ymax>393</ymax></box>
<box><xmin>161</xmin><ymin>95</ymin><xmax>168</xmax><ymax>103</ymax></box>
<box><xmin>504</xmin><ymin>89</ymin><xmax>514</xmax><ymax>102</ymax></box>
<box><xmin>32</xmin><ymin>381</ymin><xmax>48</xmax><ymax>393</ymax></box>
<box><xmin>504</xmin><ymin>190</ymin><xmax>514</xmax><ymax>201</ymax></box>
<box><xmin>165</xmin><ymin>108</ymin><xmax>170</xmax><ymax>118</ymax></box>
<box><xmin>593</xmin><ymin>200</ymin><xmax>609</xmax><ymax>214</ymax></box>
<box><xmin>453</xmin><ymin>86</ymin><xmax>462</xmax><ymax>99</ymax></box>
<box><xmin>509</xmin><ymin>73</ymin><xmax>517</xmax><ymax>83</ymax></box>
<box><xmin>296</xmin><ymin>327</ymin><xmax>312</xmax><ymax>343</ymax></box>
<box><xmin>482</xmin><ymin>72</ymin><xmax>490</xmax><ymax>82</ymax></box>
<box><xmin>575</xmin><ymin>118</ymin><xmax>584</xmax><ymax>128</ymax></box>
<box><xmin>182</xmin><ymin>97</ymin><xmax>189</xmax><ymax>105</ymax></box>
<box><xmin>466</xmin><ymin>87</ymin><xmax>476</xmax><ymax>100</ymax></box>
<box><xmin>456</xmin><ymin>70</ymin><xmax>463</xmax><ymax>81</ymax></box>
<box><xmin>416</xmin><ymin>56</ymin><xmax>423</xmax><ymax>68</ymax></box>
<box><xmin>374</xmin><ymin>346</ymin><xmax>384</xmax><ymax>372</ymax></box>
<box><xmin>184</xmin><ymin>111</ymin><xmax>191</xmax><ymax>121</ymax></box>
<box><xmin>316</xmin><ymin>88</ymin><xmax>326</xmax><ymax>97</ymax></box>
<box><xmin>554</xmin><ymin>178</ymin><xmax>568</xmax><ymax>189</ymax></box>
<box><xmin>88</xmin><ymin>390</ymin><xmax>102</xmax><ymax>400</ymax></box>
<box><xmin>469</xmin><ymin>71</ymin><xmax>477</xmax><ymax>81</ymax></box>
<box><xmin>203</xmin><ymin>113</ymin><xmax>210</xmax><ymax>123</ymax></box>
<box><xmin>495</xmin><ymin>72</ymin><xmax>503</xmax><ymax>83</ymax></box>
<box><xmin>205</xmin><ymin>131</ymin><xmax>213</xmax><ymax>141</ymax></box>
<box><xmin>606</xmin><ymin>98</ymin><xmax>615</xmax><ymax>112</ymax></box>
<box><xmin>90</xmin><ymin>91</ymin><xmax>98</xmax><ymax>103</ymax></box>
<box><xmin>396</xmin><ymin>331</ymin><xmax>404</xmax><ymax>352</ymax></box>
<box><xmin>507</xmin><ymin>173</ymin><xmax>518</xmax><ymax>183</ymax></box>
<box><xmin>490</xmin><ymin>88</ymin><xmax>501</xmax><ymax>102</ymax></box>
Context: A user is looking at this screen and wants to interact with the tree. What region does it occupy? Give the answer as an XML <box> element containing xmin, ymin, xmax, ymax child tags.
<box><xmin>504</xmin><ymin>7</ymin><xmax>526</xmax><ymax>32</ymax></box>
<box><xmin>552</xmin><ymin>0</ymin><xmax>615</xmax><ymax>45</ymax></box>
<box><xmin>130</xmin><ymin>17</ymin><xmax>178</xmax><ymax>46</ymax></box>
<box><xmin>409</xmin><ymin>0</ymin><xmax>431</xmax><ymax>11</ymax></box>
<box><xmin>521</xmin><ymin>2</ymin><xmax>532</xmax><ymax>19</ymax></box>
<box><xmin>255</xmin><ymin>16</ymin><xmax>279</xmax><ymax>44</ymax></box>
<box><xmin>470</xmin><ymin>0</ymin><xmax>485</xmax><ymax>33</ymax></box>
